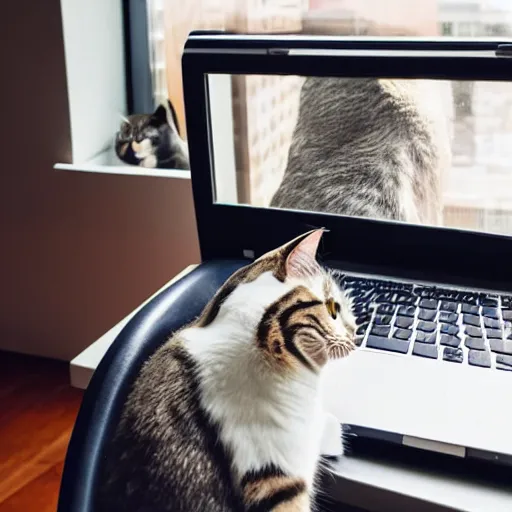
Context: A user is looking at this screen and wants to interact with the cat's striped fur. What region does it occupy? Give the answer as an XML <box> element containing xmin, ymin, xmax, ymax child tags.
<box><xmin>271</xmin><ymin>78</ymin><xmax>453</xmax><ymax>225</ymax></box>
<box><xmin>98</xmin><ymin>229</ymin><xmax>356</xmax><ymax>512</ymax></box>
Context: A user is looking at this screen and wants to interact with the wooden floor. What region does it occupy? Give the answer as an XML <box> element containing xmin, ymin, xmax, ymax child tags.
<box><xmin>0</xmin><ymin>351</ymin><xmax>83</xmax><ymax>511</ymax></box>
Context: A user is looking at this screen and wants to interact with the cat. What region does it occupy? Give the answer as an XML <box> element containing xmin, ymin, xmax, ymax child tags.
<box><xmin>115</xmin><ymin>99</ymin><xmax>190</xmax><ymax>170</ymax></box>
<box><xmin>98</xmin><ymin>229</ymin><xmax>356</xmax><ymax>512</ymax></box>
<box><xmin>271</xmin><ymin>77</ymin><xmax>453</xmax><ymax>226</ymax></box>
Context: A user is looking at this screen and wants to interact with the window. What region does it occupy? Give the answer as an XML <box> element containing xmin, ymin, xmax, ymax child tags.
<box><xmin>147</xmin><ymin>0</ymin><xmax>168</xmax><ymax>108</ymax></box>
<box><xmin>484</xmin><ymin>23</ymin><xmax>512</xmax><ymax>37</ymax></box>
<box><xmin>453</xmin><ymin>81</ymin><xmax>474</xmax><ymax>119</ymax></box>
<box><xmin>441</xmin><ymin>21</ymin><xmax>452</xmax><ymax>36</ymax></box>
<box><xmin>458</xmin><ymin>22</ymin><xmax>472</xmax><ymax>36</ymax></box>
<box><xmin>132</xmin><ymin>0</ymin><xmax>444</xmax><ymax>135</ymax></box>
<box><xmin>124</xmin><ymin>0</ymin><xmax>512</xmax><ymax>235</ymax></box>
<box><xmin>451</xmin><ymin>80</ymin><xmax>475</xmax><ymax>167</ymax></box>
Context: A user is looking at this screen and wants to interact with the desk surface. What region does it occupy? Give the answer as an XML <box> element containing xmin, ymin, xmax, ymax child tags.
<box><xmin>70</xmin><ymin>265</ymin><xmax>511</xmax><ymax>512</ymax></box>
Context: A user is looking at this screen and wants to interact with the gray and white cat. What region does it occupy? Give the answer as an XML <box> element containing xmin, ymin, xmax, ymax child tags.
<box><xmin>98</xmin><ymin>229</ymin><xmax>356</xmax><ymax>512</ymax></box>
<box><xmin>271</xmin><ymin>78</ymin><xmax>453</xmax><ymax>225</ymax></box>
<box><xmin>115</xmin><ymin>99</ymin><xmax>190</xmax><ymax>170</ymax></box>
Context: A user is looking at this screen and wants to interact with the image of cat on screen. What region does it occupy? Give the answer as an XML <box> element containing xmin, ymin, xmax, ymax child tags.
<box><xmin>115</xmin><ymin>99</ymin><xmax>190</xmax><ymax>170</ymax></box>
<box><xmin>271</xmin><ymin>78</ymin><xmax>453</xmax><ymax>225</ymax></box>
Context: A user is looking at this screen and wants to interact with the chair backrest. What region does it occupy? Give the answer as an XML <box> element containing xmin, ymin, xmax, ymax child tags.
<box><xmin>58</xmin><ymin>260</ymin><xmax>247</xmax><ymax>512</ymax></box>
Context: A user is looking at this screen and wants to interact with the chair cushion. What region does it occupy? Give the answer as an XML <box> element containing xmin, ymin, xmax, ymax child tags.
<box><xmin>58</xmin><ymin>259</ymin><xmax>247</xmax><ymax>512</ymax></box>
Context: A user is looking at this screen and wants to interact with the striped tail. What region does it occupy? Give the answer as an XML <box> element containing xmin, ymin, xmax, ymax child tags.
<box><xmin>241</xmin><ymin>465</ymin><xmax>310</xmax><ymax>512</ymax></box>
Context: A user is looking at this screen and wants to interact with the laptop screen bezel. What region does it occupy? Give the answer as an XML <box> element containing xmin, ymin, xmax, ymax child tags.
<box><xmin>182</xmin><ymin>33</ymin><xmax>512</xmax><ymax>291</ymax></box>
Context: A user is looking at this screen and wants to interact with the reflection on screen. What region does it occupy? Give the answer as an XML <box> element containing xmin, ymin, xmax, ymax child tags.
<box><xmin>208</xmin><ymin>74</ymin><xmax>512</xmax><ymax>237</ymax></box>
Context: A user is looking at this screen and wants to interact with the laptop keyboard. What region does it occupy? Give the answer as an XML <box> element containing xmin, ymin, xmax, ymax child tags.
<box><xmin>342</xmin><ymin>275</ymin><xmax>512</xmax><ymax>371</ymax></box>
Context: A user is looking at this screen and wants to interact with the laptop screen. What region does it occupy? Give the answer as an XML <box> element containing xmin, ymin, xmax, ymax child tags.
<box><xmin>207</xmin><ymin>73</ymin><xmax>512</xmax><ymax>237</ymax></box>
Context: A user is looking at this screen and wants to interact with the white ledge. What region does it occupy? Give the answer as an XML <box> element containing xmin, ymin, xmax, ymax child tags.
<box><xmin>54</xmin><ymin>162</ymin><xmax>191</xmax><ymax>179</ymax></box>
<box><xmin>55</xmin><ymin>146</ymin><xmax>191</xmax><ymax>179</ymax></box>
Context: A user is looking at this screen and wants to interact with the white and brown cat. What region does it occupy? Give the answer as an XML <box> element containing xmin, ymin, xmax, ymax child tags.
<box><xmin>98</xmin><ymin>229</ymin><xmax>356</xmax><ymax>512</ymax></box>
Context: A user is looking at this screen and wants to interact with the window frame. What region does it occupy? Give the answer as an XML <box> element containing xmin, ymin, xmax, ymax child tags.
<box><xmin>124</xmin><ymin>0</ymin><xmax>155</xmax><ymax>114</ymax></box>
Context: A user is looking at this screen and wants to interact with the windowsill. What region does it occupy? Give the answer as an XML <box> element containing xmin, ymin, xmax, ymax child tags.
<box><xmin>54</xmin><ymin>147</ymin><xmax>191</xmax><ymax>179</ymax></box>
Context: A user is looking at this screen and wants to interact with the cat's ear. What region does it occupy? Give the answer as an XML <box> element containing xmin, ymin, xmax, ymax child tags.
<box><xmin>118</xmin><ymin>113</ymin><xmax>131</xmax><ymax>125</ymax></box>
<box><xmin>166</xmin><ymin>99</ymin><xmax>181</xmax><ymax>135</ymax></box>
<box><xmin>281</xmin><ymin>229</ymin><xmax>324</xmax><ymax>279</ymax></box>
<box><xmin>150</xmin><ymin>104</ymin><xmax>168</xmax><ymax>127</ymax></box>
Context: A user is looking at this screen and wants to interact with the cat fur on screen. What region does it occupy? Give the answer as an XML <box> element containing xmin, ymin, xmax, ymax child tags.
<box><xmin>271</xmin><ymin>77</ymin><xmax>453</xmax><ymax>225</ymax></box>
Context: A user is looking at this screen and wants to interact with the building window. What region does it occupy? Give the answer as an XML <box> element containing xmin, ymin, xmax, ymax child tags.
<box><xmin>453</xmin><ymin>81</ymin><xmax>474</xmax><ymax>119</ymax></box>
<box><xmin>441</xmin><ymin>22</ymin><xmax>452</xmax><ymax>36</ymax></box>
<box><xmin>121</xmin><ymin>0</ymin><xmax>512</xmax><ymax>235</ymax></box>
<box><xmin>458</xmin><ymin>22</ymin><xmax>472</xmax><ymax>36</ymax></box>
<box><xmin>484</xmin><ymin>23</ymin><xmax>511</xmax><ymax>36</ymax></box>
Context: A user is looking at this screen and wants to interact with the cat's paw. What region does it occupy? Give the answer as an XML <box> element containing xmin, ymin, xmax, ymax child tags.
<box><xmin>141</xmin><ymin>155</ymin><xmax>157</xmax><ymax>169</ymax></box>
<box><xmin>320</xmin><ymin>412</ymin><xmax>344</xmax><ymax>457</ymax></box>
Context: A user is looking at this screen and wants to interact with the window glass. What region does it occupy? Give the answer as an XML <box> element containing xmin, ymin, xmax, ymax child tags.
<box><xmin>142</xmin><ymin>1</ymin><xmax>512</xmax><ymax>236</ymax></box>
<box><xmin>145</xmin><ymin>0</ymin><xmax>512</xmax><ymax>137</ymax></box>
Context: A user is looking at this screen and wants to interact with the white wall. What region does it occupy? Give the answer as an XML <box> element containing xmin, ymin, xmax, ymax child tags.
<box><xmin>60</xmin><ymin>0</ymin><xmax>127</xmax><ymax>163</ymax></box>
<box><xmin>0</xmin><ymin>0</ymin><xmax>201</xmax><ymax>361</ymax></box>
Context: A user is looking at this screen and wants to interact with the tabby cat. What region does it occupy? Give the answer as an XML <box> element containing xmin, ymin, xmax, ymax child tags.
<box><xmin>271</xmin><ymin>78</ymin><xmax>453</xmax><ymax>225</ymax></box>
<box><xmin>115</xmin><ymin>99</ymin><xmax>190</xmax><ymax>170</ymax></box>
<box><xmin>98</xmin><ymin>229</ymin><xmax>356</xmax><ymax>512</ymax></box>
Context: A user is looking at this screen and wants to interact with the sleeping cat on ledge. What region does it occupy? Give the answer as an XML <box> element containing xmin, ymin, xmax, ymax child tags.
<box><xmin>115</xmin><ymin>99</ymin><xmax>190</xmax><ymax>170</ymax></box>
<box><xmin>98</xmin><ymin>229</ymin><xmax>356</xmax><ymax>512</ymax></box>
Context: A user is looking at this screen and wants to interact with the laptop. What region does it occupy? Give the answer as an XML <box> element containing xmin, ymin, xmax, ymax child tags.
<box><xmin>182</xmin><ymin>32</ymin><xmax>512</xmax><ymax>468</ymax></box>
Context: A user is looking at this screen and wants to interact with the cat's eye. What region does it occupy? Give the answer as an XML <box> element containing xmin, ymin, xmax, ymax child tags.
<box><xmin>326</xmin><ymin>298</ymin><xmax>340</xmax><ymax>319</ymax></box>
